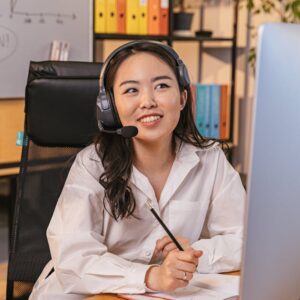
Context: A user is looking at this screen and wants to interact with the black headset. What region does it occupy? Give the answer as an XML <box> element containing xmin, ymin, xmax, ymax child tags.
<box><xmin>96</xmin><ymin>40</ymin><xmax>191</xmax><ymax>132</ymax></box>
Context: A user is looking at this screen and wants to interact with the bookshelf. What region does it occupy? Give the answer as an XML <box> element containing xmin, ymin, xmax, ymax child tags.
<box><xmin>93</xmin><ymin>0</ymin><xmax>239</xmax><ymax>145</ymax></box>
<box><xmin>94</xmin><ymin>33</ymin><xmax>234</xmax><ymax>42</ymax></box>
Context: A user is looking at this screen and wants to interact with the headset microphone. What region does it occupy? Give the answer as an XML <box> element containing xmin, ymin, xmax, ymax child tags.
<box><xmin>99</xmin><ymin>125</ymin><xmax>138</xmax><ymax>138</ymax></box>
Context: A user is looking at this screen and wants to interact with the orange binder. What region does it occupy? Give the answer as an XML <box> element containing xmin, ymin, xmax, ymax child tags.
<box><xmin>160</xmin><ymin>0</ymin><xmax>169</xmax><ymax>35</ymax></box>
<box><xmin>106</xmin><ymin>0</ymin><xmax>117</xmax><ymax>33</ymax></box>
<box><xmin>139</xmin><ymin>0</ymin><xmax>148</xmax><ymax>35</ymax></box>
<box><xmin>220</xmin><ymin>85</ymin><xmax>230</xmax><ymax>140</ymax></box>
<box><xmin>148</xmin><ymin>0</ymin><xmax>160</xmax><ymax>35</ymax></box>
<box><xmin>117</xmin><ymin>0</ymin><xmax>126</xmax><ymax>34</ymax></box>
<box><xmin>94</xmin><ymin>0</ymin><xmax>106</xmax><ymax>33</ymax></box>
<box><xmin>126</xmin><ymin>0</ymin><xmax>140</xmax><ymax>34</ymax></box>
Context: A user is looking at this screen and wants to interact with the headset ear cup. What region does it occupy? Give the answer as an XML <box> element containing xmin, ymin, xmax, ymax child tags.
<box><xmin>97</xmin><ymin>88</ymin><xmax>120</xmax><ymax>130</ymax></box>
<box><xmin>108</xmin><ymin>88</ymin><xmax>122</xmax><ymax>128</ymax></box>
<box><xmin>96</xmin><ymin>96</ymin><xmax>103</xmax><ymax>130</ymax></box>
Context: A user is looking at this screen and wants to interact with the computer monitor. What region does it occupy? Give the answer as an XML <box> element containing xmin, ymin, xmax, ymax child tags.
<box><xmin>240</xmin><ymin>23</ymin><xmax>300</xmax><ymax>300</ymax></box>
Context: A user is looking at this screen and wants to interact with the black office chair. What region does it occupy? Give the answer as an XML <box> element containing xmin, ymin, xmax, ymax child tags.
<box><xmin>6</xmin><ymin>61</ymin><xmax>102</xmax><ymax>300</ymax></box>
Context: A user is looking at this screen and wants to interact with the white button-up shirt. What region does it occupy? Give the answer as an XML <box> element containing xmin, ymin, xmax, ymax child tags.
<box><xmin>30</xmin><ymin>142</ymin><xmax>245</xmax><ymax>299</ymax></box>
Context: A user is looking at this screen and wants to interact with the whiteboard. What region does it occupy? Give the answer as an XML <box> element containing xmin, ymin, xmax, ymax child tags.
<box><xmin>0</xmin><ymin>0</ymin><xmax>93</xmax><ymax>98</ymax></box>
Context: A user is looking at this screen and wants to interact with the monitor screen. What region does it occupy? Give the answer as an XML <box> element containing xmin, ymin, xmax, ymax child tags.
<box><xmin>240</xmin><ymin>23</ymin><xmax>300</xmax><ymax>300</ymax></box>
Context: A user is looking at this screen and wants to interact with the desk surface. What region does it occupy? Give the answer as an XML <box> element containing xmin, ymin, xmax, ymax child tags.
<box><xmin>0</xmin><ymin>99</ymin><xmax>24</xmax><ymax>176</ymax></box>
<box><xmin>85</xmin><ymin>272</ymin><xmax>240</xmax><ymax>300</ymax></box>
<box><xmin>0</xmin><ymin>167</ymin><xmax>19</xmax><ymax>177</ymax></box>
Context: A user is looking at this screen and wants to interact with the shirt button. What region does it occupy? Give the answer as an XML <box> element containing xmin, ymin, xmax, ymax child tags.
<box><xmin>145</xmin><ymin>250</ymin><xmax>152</xmax><ymax>257</ymax></box>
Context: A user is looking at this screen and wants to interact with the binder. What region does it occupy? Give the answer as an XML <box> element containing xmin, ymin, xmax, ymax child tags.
<box><xmin>209</xmin><ymin>85</ymin><xmax>220</xmax><ymax>139</ymax></box>
<box><xmin>196</xmin><ymin>84</ymin><xmax>210</xmax><ymax>137</ymax></box>
<box><xmin>139</xmin><ymin>0</ymin><xmax>148</xmax><ymax>35</ymax></box>
<box><xmin>148</xmin><ymin>0</ymin><xmax>160</xmax><ymax>35</ymax></box>
<box><xmin>126</xmin><ymin>0</ymin><xmax>140</xmax><ymax>34</ymax></box>
<box><xmin>220</xmin><ymin>85</ymin><xmax>230</xmax><ymax>140</ymax></box>
<box><xmin>106</xmin><ymin>0</ymin><xmax>117</xmax><ymax>33</ymax></box>
<box><xmin>94</xmin><ymin>0</ymin><xmax>106</xmax><ymax>33</ymax></box>
<box><xmin>160</xmin><ymin>0</ymin><xmax>169</xmax><ymax>35</ymax></box>
<box><xmin>117</xmin><ymin>0</ymin><xmax>126</xmax><ymax>34</ymax></box>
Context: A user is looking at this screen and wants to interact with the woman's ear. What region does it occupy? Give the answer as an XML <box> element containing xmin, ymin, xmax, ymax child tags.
<box><xmin>180</xmin><ymin>90</ymin><xmax>188</xmax><ymax>110</ymax></box>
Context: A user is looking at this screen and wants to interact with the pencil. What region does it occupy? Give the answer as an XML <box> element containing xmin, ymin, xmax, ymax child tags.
<box><xmin>145</xmin><ymin>200</ymin><xmax>184</xmax><ymax>251</ymax></box>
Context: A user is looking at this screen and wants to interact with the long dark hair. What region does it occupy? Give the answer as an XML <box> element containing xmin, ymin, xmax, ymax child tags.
<box><xmin>94</xmin><ymin>42</ymin><xmax>215</xmax><ymax>221</ymax></box>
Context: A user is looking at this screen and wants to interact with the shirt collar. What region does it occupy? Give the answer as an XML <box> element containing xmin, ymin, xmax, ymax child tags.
<box><xmin>89</xmin><ymin>141</ymin><xmax>217</xmax><ymax>209</ymax></box>
<box><xmin>130</xmin><ymin>142</ymin><xmax>204</xmax><ymax>210</ymax></box>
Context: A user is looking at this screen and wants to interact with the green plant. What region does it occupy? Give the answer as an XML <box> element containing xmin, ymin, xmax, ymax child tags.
<box><xmin>247</xmin><ymin>0</ymin><xmax>300</xmax><ymax>21</ymax></box>
<box><xmin>247</xmin><ymin>0</ymin><xmax>300</xmax><ymax>68</ymax></box>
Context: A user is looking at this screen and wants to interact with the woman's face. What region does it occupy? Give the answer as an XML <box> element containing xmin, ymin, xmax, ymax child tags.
<box><xmin>113</xmin><ymin>52</ymin><xmax>186</xmax><ymax>144</ymax></box>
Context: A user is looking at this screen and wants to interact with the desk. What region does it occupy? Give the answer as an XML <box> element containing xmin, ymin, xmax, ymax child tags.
<box><xmin>85</xmin><ymin>272</ymin><xmax>240</xmax><ymax>300</ymax></box>
<box><xmin>0</xmin><ymin>98</ymin><xmax>24</xmax><ymax>244</ymax></box>
<box><xmin>0</xmin><ymin>167</ymin><xmax>20</xmax><ymax>177</ymax></box>
<box><xmin>0</xmin><ymin>99</ymin><xmax>24</xmax><ymax>176</ymax></box>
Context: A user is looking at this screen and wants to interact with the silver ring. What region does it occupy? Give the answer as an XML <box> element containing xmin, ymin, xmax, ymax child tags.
<box><xmin>183</xmin><ymin>271</ymin><xmax>187</xmax><ymax>280</ymax></box>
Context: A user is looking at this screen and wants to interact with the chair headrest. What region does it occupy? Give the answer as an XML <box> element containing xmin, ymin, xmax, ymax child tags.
<box><xmin>25</xmin><ymin>61</ymin><xmax>102</xmax><ymax>147</ymax></box>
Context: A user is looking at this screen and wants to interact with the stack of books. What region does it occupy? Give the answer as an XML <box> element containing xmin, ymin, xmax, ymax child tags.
<box><xmin>94</xmin><ymin>0</ymin><xmax>169</xmax><ymax>35</ymax></box>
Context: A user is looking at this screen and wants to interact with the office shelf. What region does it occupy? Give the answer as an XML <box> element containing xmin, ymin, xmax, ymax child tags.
<box><xmin>94</xmin><ymin>33</ymin><xmax>234</xmax><ymax>43</ymax></box>
<box><xmin>94</xmin><ymin>33</ymin><xmax>169</xmax><ymax>41</ymax></box>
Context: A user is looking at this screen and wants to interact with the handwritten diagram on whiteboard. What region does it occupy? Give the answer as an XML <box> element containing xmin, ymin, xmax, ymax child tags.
<box><xmin>0</xmin><ymin>0</ymin><xmax>93</xmax><ymax>98</ymax></box>
<box><xmin>9</xmin><ymin>0</ymin><xmax>76</xmax><ymax>23</ymax></box>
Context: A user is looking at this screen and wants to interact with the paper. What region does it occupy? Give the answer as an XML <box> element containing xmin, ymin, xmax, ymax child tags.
<box><xmin>118</xmin><ymin>273</ymin><xmax>240</xmax><ymax>300</ymax></box>
<box><xmin>49</xmin><ymin>40</ymin><xmax>70</xmax><ymax>61</ymax></box>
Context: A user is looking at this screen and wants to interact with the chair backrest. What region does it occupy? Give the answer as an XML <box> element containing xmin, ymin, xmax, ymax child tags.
<box><xmin>6</xmin><ymin>61</ymin><xmax>102</xmax><ymax>299</ymax></box>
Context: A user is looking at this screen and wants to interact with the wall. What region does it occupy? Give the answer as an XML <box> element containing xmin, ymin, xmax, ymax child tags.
<box><xmin>234</xmin><ymin>4</ymin><xmax>289</xmax><ymax>175</ymax></box>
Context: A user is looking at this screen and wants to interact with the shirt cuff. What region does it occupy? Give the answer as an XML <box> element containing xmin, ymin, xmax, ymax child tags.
<box><xmin>126</xmin><ymin>263</ymin><xmax>157</xmax><ymax>293</ymax></box>
<box><xmin>192</xmin><ymin>238</ymin><xmax>242</xmax><ymax>273</ymax></box>
<box><xmin>192</xmin><ymin>240</ymin><xmax>216</xmax><ymax>273</ymax></box>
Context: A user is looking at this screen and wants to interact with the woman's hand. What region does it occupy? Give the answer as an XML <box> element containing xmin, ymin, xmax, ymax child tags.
<box><xmin>154</xmin><ymin>235</ymin><xmax>191</xmax><ymax>259</ymax></box>
<box><xmin>145</xmin><ymin>248</ymin><xmax>202</xmax><ymax>292</ymax></box>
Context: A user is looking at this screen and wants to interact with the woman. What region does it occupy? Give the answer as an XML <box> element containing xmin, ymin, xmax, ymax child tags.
<box><xmin>30</xmin><ymin>41</ymin><xmax>245</xmax><ymax>299</ymax></box>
